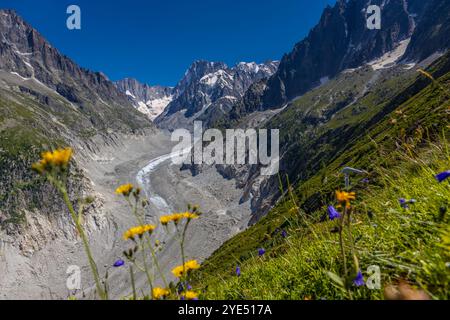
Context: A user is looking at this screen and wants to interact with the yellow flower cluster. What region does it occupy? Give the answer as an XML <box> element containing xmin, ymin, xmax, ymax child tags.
<box><xmin>171</xmin><ymin>260</ymin><xmax>200</xmax><ymax>278</ymax></box>
<box><xmin>336</xmin><ymin>190</ymin><xmax>356</xmax><ymax>208</ymax></box>
<box><xmin>32</xmin><ymin>148</ymin><xmax>73</xmax><ymax>173</ymax></box>
<box><xmin>123</xmin><ymin>224</ymin><xmax>156</xmax><ymax>240</ymax></box>
<box><xmin>115</xmin><ymin>183</ymin><xmax>134</xmax><ymax>197</ymax></box>
<box><xmin>181</xmin><ymin>291</ymin><xmax>198</xmax><ymax>300</ymax></box>
<box><xmin>160</xmin><ymin>212</ymin><xmax>199</xmax><ymax>225</ymax></box>
<box><xmin>152</xmin><ymin>287</ymin><xmax>170</xmax><ymax>300</ymax></box>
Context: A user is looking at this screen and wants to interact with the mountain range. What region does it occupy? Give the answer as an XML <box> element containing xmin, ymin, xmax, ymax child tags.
<box><xmin>114</xmin><ymin>60</ymin><xmax>278</xmax><ymax>125</ymax></box>
<box><xmin>0</xmin><ymin>0</ymin><xmax>449</xmax><ymax>299</ymax></box>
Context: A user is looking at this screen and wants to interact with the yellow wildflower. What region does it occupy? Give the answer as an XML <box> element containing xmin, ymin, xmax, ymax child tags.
<box><xmin>123</xmin><ymin>224</ymin><xmax>155</xmax><ymax>240</ymax></box>
<box><xmin>184</xmin><ymin>259</ymin><xmax>200</xmax><ymax>271</ymax></box>
<box><xmin>152</xmin><ymin>287</ymin><xmax>170</xmax><ymax>300</ymax></box>
<box><xmin>160</xmin><ymin>212</ymin><xmax>198</xmax><ymax>225</ymax></box>
<box><xmin>182</xmin><ymin>291</ymin><xmax>198</xmax><ymax>300</ymax></box>
<box><xmin>182</xmin><ymin>212</ymin><xmax>199</xmax><ymax>220</ymax></box>
<box><xmin>172</xmin><ymin>265</ymin><xmax>185</xmax><ymax>278</ymax></box>
<box><xmin>32</xmin><ymin>148</ymin><xmax>73</xmax><ymax>173</ymax></box>
<box><xmin>171</xmin><ymin>213</ymin><xmax>184</xmax><ymax>224</ymax></box>
<box><xmin>171</xmin><ymin>260</ymin><xmax>200</xmax><ymax>278</ymax></box>
<box><xmin>144</xmin><ymin>224</ymin><xmax>156</xmax><ymax>233</ymax></box>
<box><xmin>115</xmin><ymin>183</ymin><xmax>134</xmax><ymax>196</ymax></box>
<box><xmin>160</xmin><ymin>215</ymin><xmax>172</xmax><ymax>225</ymax></box>
<box><xmin>336</xmin><ymin>190</ymin><xmax>356</xmax><ymax>208</ymax></box>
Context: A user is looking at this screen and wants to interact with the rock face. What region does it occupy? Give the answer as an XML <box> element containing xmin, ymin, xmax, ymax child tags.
<box><xmin>0</xmin><ymin>9</ymin><xmax>153</xmax><ymax>253</ymax></box>
<box><xmin>155</xmin><ymin>60</ymin><xmax>279</xmax><ymax>130</ymax></box>
<box><xmin>263</xmin><ymin>0</ymin><xmax>426</xmax><ymax>107</ymax></box>
<box><xmin>0</xmin><ymin>9</ymin><xmax>151</xmax><ymax>132</ymax></box>
<box><xmin>403</xmin><ymin>0</ymin><xmax>450</xmax><ymax>61</ymax></box>
<box><xmin>221</xmin><ymin>0</ymin><xmax>442</xmax><ymax>123</ymax></box>
<box><xmin>115</xmin><ymin>78</ymin><xmax>174</xmax><ymax>120</ymax></box>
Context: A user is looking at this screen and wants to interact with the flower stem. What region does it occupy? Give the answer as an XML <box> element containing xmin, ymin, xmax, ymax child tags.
<box><xmin>59</xmin><ymin>184</ymin><xmax>107</xmax><ymax>300</ymax></box>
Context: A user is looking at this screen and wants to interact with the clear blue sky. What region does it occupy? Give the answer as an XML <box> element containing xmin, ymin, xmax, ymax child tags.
<box><xmin>2</xmin><ymin>0</ymin><xmax>336</xmax><ymax>86</ymax></box>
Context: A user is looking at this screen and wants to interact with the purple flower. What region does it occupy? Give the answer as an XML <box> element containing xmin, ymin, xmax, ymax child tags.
<box><xmin>399</xmin><ymin>198</ymin><xmax>417</xmax><ymax>209</ymax></box>
<box><xmin>281</xmin><ymin>230</ymin><xmax>288</xmax><ymax>238</ymax></box>
<box><xmin>361</xmin><ymin>178</ymin><xmax>370</xmax><ymax>184</ymax></box>
<box><xmin>258</xmin><ymin>248</ymin><xmax>266</xmax><ymax>256</ymax></box>
<box><xmin>353</xmin><ymin>271</ymin><xmax>365</xmax><ymax>287</ymax></box>
<box><xmin>236</xmin><ymin>266</ymin><xmax>241</xmax><ymax>277</ymax></box>
<box><xmin>327</xmin><ymin>206</ymin><xmax>341</xmax><ymax>221</ymax></box>
<box><xmin>113</xmin><ymin>259</ymin><xmax>125</xmax><ymax>268</ymax></box>
<box><xmin>435</xmin><ymin>170</ymin><xmax>450</xmax><ymax>183</ymax></box>
<box><xmin>399</xmin><ymin>198</ymin><xmax>409</xmax><ymax>209</ymax></box>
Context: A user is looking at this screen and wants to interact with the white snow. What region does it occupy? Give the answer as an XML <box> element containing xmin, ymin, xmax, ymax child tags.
<box><xmin>368</xmin><ymin>39</ymin><xmax>411</xmax><ymax>71</ymax></box>
<box><xmin>10</xmin><ymin>72</ymin><xmax>29</xmax><ymax>81</ymax></box>
<box><xmin>133</xmin><ymin>95</ymin><xmax>173</xmax><ymax>121</ymax></box>
<box><xmin>343</xmin><ymin>68</ymin><xmax>358</xmax><ymax>74</ymax></box>
<box><xmin>199</xmin><ymin>69</ymin><xmax>233</xmax><ymax>87</ymax></box>
<box><xmin>221</xmin><ymin>95</ymin><xmax>238</xmax><ymax>100</ymax></box>
<box><xmin>403</xmin><ymin>63</ymin><xmax>416</xmax><ymax>70</ymax></box>
<box><xmin>237</xmin><ymin>62</ymin><xmax>260</xmax><ymax>74</ymax></box>
<box><xmin>14</xmin><ymin>50</ymin><xmax>33</xmax><ymax>56</ymax></box>
<box><xmin>125</xmin><ymin>90</ymin><xmax>136</xmax><ymax>99</ymax></box>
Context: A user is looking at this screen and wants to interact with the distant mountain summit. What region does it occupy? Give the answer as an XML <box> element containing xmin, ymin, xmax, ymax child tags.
<box><xmin>115</xmin><ymin>78</ymin><xmax>173</xmax><ymax>120</ymax></box>
<box><xmin>155</xmin><ymin>60</ymin><xmax>279</xmax><ymax>129</ymax></box>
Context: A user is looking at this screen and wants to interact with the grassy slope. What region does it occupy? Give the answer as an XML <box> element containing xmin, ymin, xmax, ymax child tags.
<box><xmin>194</xmin><ymin>53</ymin><xmax>450</xmax><ymax>299</ymax></box>
<box><xmin>0</xmin><ymin>89</ymin><xmax>86</xmax><ymax>228</ymax></box>
<box><xmin>204</xmin><ymin>142</ymin><xmax>449</xmax><ymax>299</ymax></box>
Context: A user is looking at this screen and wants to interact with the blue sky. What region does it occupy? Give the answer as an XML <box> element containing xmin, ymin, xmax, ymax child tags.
<box><xmin>2</xmin><ymin>0</ymin><xmax>336</xmax><ymax>86</ymax></box>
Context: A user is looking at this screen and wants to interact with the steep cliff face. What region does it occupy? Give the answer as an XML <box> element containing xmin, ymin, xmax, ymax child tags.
<box><xmin>403</xmin><ymin>0</ymin><xmax>450</xmax><ymax>61</ymax></box>
<box><xmin>263</xmin><ymin>0</ymin><xmax>426</xmax><ymax>108</ymax></box>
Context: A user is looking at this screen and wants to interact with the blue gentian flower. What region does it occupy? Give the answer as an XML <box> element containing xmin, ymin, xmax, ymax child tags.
<box><xmin>399</xmin><ymin>198</ymin><xmax>409</xmax><ymax>209</ymax></box>
<box><xmin>435</xmin><ymin>170</ymin><xmax>450</xmax><ymax>183</ymax></box>
<box><xmin>353</xmin><ymin>271</ymin><xmax>365</xmax><ymax>287</ymax></box>
<box><xmin>361</xmin><ymin>178</ymin><xmax>370</xmax><ymax>183</ymax></box>
<box><xmin>281</xmin><ymin>230</ymin><xmax>288</xmax><ymax>238</ymax></box>
<box><xmin>236</xmin><ymin>266</ymin><xmax>241</xmax><ymax>277</ymax></box>
<box><xmin>258</xmin><ymin>248</ymin><xmax>266</xmax><ymax>256</ymax></box>
<box><xmin>113</xmin><ymin>259</ymin><xmax>125</xmax><ymax>268</ymax></box>
<box><xmin>327</xmin><ymin>206</ymin><xmax>341</xmax><ymax>221</ymax></box>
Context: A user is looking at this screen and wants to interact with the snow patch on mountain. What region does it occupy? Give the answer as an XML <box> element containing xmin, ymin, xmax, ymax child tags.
<box><xmin>368</xmin><ymin>39</ymin><xmax>411</xmax><ymax>71</ymax></box>
<box><xmin>115</xmin><ymin>78</ymin><xmax>174</xmax><ymax>121</ymax></box>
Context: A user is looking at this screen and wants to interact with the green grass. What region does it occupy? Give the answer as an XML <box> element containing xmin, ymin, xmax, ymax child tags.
<box><xmin>0</xmin><ymin>96</ymin><xmax>81</xmax><ymax>228</ymax></box>
<box><xmin>194</xmin><ymin>52</ymin><xmax>450</xmax><ymax>300</ymax></box>
<box><xmin>201</xmin><ymin>139</ymin><xmax>450</xmax><ymax>300</ymax></box>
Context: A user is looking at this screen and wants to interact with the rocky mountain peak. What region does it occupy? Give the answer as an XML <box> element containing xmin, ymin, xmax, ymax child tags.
<box><xmin>263</xmin><ymin>0</ymin><xmax>421</xmax><ymax>107</ymax></box>
<box><xmin>155</xmin><ymin>60</ymin><xmax>279</xmax><ymax>129</ymax></box>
